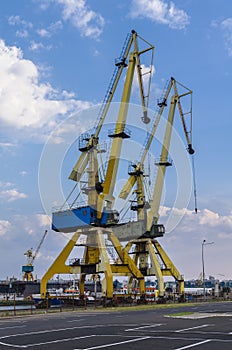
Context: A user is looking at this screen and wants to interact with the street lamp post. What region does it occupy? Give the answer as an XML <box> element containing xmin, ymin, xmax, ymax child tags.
<box><xmin>202</xmin><ymin>239</ymin><xmax>214</xmax><ymax>300</ymax></box>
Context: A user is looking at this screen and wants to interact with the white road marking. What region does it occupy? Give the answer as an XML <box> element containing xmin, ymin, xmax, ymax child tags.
<box><xmin>125</xmin><ymin>324</ymin><xmax>163</xmax><ymax>331</ymax></box>
<box><xmin>24</xmin><ymin>334</ymin><xmax>96</xmax><ymax>348</ymax></box>
<box><xmin>176</xmin><ymin>324</ymin><xmax>211</xmax><ymax>333</ymax></box>
<box><xmin>0</xmin><ymin>341</ymin><xmax>27</xmax><ymax>348</ymax></box>
<box><xmin>174</xmin><ymin>339</ymin><xmax>211</xmax><ymax>349</ymax></box>
<box><xmin>0</xmin><ymin>326</ymin><xmax>26</xmax><ymax>331</ymax></box>
<box><xmin>0</xmin><ymin>321</ymin><xmax>26</xmax><ymax>325</ymax></box>
<box><xmin>0</xmin><ymin>325</ymin><xmax>104</xmax><ymax>340</ymax></box>
<box><xmin>73</xmin><ymin>336</ymin><xmax>150</xmax><ymax>350</ymax></box>
<box><xmin>0</xmin><ymin>335</ymin><xmax>96</xmax><ymax>348</ymax></box>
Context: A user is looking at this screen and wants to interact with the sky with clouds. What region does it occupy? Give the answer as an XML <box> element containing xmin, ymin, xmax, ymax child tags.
<box><xmin>0</xmin><ymin>0</ymin><xmax>232</xmax><ymax>282</ymax></box>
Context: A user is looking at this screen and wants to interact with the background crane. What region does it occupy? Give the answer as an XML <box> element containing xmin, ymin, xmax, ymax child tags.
<box><xmin>22</xmin><ymin>230</ymin><xmax>48</xmax><ymax>282</ymax></box>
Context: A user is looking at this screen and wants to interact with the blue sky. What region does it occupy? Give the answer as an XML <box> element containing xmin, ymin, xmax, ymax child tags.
<box><xmin>0</xmin><ymin>0</ymin><xmax>232</xmax><ymax>282</ymax></box>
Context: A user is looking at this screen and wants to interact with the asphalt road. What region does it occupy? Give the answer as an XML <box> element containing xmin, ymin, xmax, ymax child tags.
<box><xmin>0</xmin><ymin>302</ymin><xmax>232</xmax><ymax>349</ymax></box>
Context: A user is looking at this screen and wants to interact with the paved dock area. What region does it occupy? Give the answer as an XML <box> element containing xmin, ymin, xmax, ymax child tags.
<box><xmin>0</xmin><ymin>302</ymin><xmax>231</xmax><ymax>349</ymax></box>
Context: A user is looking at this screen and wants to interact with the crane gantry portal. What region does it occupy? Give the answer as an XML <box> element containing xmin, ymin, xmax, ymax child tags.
<box><xmin>40</xmin><ymin>30</ymin><xmax>196</xmax><ymax>301</ymax></box>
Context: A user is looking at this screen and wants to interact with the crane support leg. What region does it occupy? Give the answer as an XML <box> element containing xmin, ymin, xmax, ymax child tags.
<box><xmin>147</xmin><ymin>240</ymin><xmax>165</xmax><ymax>296</ymax></box>
<box><xmin>153</xmin><ymin>240</ymin><xmax>184</xmax><ymax>295</ymax></box>
<box><xmin>127</xmin><ymin>253</ymin><xmax>139</xmax><ymax>294</ymax></box>
<box><xmin>40</xmin><ymin>231</ymin><xmax>82</xmax><ymax>298</ymax></box>
<box><xmin>23</xmin><ymin>272</ymin><xmax>34</xmax><ymax>282</ymax></box>
<box><xmin>96</xmin><ymin>230</ymin><xmax>113</xmax><ymax>298</ymax></box>
<box><xmin>41</xmin><ymin>227</ymin><xmax>147</xmax><ymax>301</ymax></box>
<box><xmin>124</xmin><ymin>238</ymin><xmax>184</xmax><ymax>297</ymax></box>
<box><xmin>108</xmin><ymin>230</ymin><xmax>145</xmax><ymax>295</ymax></box>
<box><xmin>124</xmin><ymin>239</ymin><xmax>165</xmax><ymax>296</ymax></box>
<box><xmin>79</xmin><ymin>274</ymin><xmax>86</xmax><ymax>298</ymax></box>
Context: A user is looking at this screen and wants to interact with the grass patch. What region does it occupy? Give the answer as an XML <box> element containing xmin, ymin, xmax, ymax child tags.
<box><xmin>167</xmin><ymin>311</ymin><xmax>194</xmax><ymax>317</ymax></box>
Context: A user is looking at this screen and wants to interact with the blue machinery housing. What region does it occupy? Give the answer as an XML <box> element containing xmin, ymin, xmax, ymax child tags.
<box><xmin>52</xmin><ymin>206</ymin><xmax>119</xmax><ymax>233</ymax></box>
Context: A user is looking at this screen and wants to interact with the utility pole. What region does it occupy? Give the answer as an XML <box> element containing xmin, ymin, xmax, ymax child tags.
<box><xmin>202</xmin><ymin>239</ymin><xmax>214</xmax><ymax>300</ymax></box>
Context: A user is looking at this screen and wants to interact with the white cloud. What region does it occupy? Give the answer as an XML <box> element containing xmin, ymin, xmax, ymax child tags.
<box><xmin>8</xmin><ymin>16</ymin><xmax>32</xmax><ymax>38</ymax></box>
<box><xmin>0</xmin><ymin>181</ymin><xmax>14</xmax><ymax>188</ymax></box>
<box><xmin>130</xmin><ymin>0</ymin><xmax>190</xmax><ymax>30</ymax></box>
<box><xmin>8</xmin><ymin>15</ymin><xmax>33</xmax><ymax>29</ymax></box>
<box><xmin>199</xmin><ymin>208</ymin><xmax>232</xmax><ymax>229</ymax></box>
<box><xmin>36</xmin><ymin>214</ymin><xmax>51</xmax><ymax>227</ymax></box>
<box><xmin>19</xmin><ymin>171</ymin><xmax>27</xmax><ymax>177</ymax></box>
<box><xmin>0</xmin><ymin>220</ymin><xmax>11</xmax><ymax>236</ymax></box>
<box><xmin>37</xmin><ymin>20</ymin><xmax>63</xmax><ymax>38</ymax></box>
<box><xmin>160</xmin><ymin>206</ymin><xmax>232</xmax><ymax>239</ymax></box>
<box><xmin>16</xmin><ymin>30</ymin><xmax>29</xmax><ymax>38</ymax></box>
<box><xmin>0</xmin><ymin>142</ymin><xmax>16</xmax><ymax>148</ymax></box>
<box><xmin>0</xmin><ymin>40</ymin><xmax>91</xmax><ymax>137</ymax></box>
<box><xmin>30</xmin><ymin>41</ymin><xmax>53</xmax><ymax>51</ymax></box>
<box><xmin>0</xmin><ymin>180</ymin><xmax>27</xmax><ymax>203</ymax></box>
<box><xmin>133</xmin><ymin>64</ymin><xmax>155</xmax><ymax>87</ymax></box>
<box><xmin>37</xmin><ymin>29</ymin><xmax>50</xmax><ymax>38</ymax></box>
<box><xmin>29</xmin><ymin>41</ymin><xmax>53</xmax><ymax>51</ymax></box>
<box><xmin>132</xmin><ymin>64</ymin><xmax>156</xmax><ymax>107</ymax></box>
<box><xmin>0</xmin><ymin>189</ymin><xmax>27</xmax><ymax>202</ymax></box>
<box><xmin>210</xmin><ymin>19</ymin><xmax>219</xmax><ymax>28</ymax></box>
<box><xmin>221</xmin><ymin>18</ymin><xmax>232</xmax><ymax>57</ymax></box>
<box><xmin>51</xmin><ymin>0</ymin><xmax>105</xmax><ymax>39</ymax></box>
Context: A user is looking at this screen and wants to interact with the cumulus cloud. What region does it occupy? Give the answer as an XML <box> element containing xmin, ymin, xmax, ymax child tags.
<box><xmin>0</xmin><ymin>220</ymin><xmax>11</xmax><ymax>236</ymax></box>
<box><xmin>50</xmin><ymin>0</ymin><xmax>105</xmax><ymax>39</ymax></box>
<box><xmin>0</xmin><ymin>40</ymin><xmax>91</xmax><ymax>138</ymax></box>
<box><xmin>221</xmin><ymin>18</ymin><xmax>232</xmax><ymax>57</ymax></box>
<box><xmin>130</xmin><ymin>0</ymin><xmax>190</xmax><ymax>30</ymax></box>
<box><xmin>199</xmin><ymin>208</ymin><xmax>232</xmax><ymax>229</ymax></box>
<box><xmin>36</xmin><ymin>214</ymin><xmax>51</xmax><ymax>227</ymax></box>
<box><xmin>0</xmin><ymin>189</ymin><xmax>28</xmax><ymax>202</ymax></box>
<box><xmin>0</xmin><ymin>179</ymin><xmax>27</xmax><ymax>202</ymax></box>
<box><xmin>160</xmin><ymin>206</ymin><xmax>232</xmax><ymax>240</ymax></box>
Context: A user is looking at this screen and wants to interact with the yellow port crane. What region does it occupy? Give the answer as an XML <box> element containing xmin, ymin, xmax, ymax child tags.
<box><xmin>22</xmin><ymin>230</ymin><xmax>48</xmax><ymax>282</ymax></box>
<box><xmin>39</xmin><ymin>31</ymin><xmax>196</xmax><ymax>302</ymax></box>
<box><xmin>40</xmin><ymin>30</ymin><xmax>155</xmax><ymax>300</ymax></box>
<box><xmin>115</xmin><ymin>77</ymin><xmax>195</xmax><ymax>297</ymax></box>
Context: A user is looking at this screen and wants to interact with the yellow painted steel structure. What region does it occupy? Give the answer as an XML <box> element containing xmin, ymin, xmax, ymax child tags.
<box><xmin>118</xmin><ymin>78</ymin><xmax>194</xmax><ymax>297</ymax></box>
<box><xmin>40</xmin><ymin>228</ymin><xmax>145</xmax><ymax>299</ymax></box>
<box><xmin>41</xmin><ymin>30</ymin><xmax>195</xmax><ymax>300</ymax></box>
<box><xmin>22</xmin><ymin>230</ymin><xmax>48</xmax><ymax>282</ymax></box>
<box><xmin>22</xmin><ymin>249</ymin><xmax>34</xmax><ymax>282</ymax></box>
<box><xmin>40</xmin><ymin>30</ymin><xmax>153</xmax><ymax>299</ymax></box>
